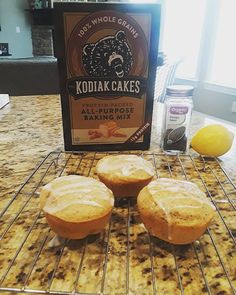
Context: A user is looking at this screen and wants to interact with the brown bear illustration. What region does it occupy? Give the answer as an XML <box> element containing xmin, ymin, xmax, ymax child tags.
<box><xmin>82</xmin><ymin>30</ymin><xmax>133</xmax><ymax>78</ymax></box>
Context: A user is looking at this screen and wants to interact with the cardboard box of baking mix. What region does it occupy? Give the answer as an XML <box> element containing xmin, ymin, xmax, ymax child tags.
<box><xmin>54</xmin><ymin>2</ymin><xmax>161</xmax><ymax>151</ymax></box>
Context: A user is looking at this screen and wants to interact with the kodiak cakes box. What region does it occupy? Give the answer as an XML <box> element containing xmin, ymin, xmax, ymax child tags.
<box><xmin>54</xmin><ymin>2</ymin><xmax>160</xmax><ymax>151</ymax></box>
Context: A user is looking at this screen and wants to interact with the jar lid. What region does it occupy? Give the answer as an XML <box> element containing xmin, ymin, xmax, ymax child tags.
<box><xmin>166</xmin><ymin>85</ymin><xmax>194</xmax><ymax>97</ymax></box>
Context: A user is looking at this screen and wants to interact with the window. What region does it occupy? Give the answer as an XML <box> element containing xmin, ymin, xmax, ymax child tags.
<box><xmin>162</xmin><ymin>0</ymin><xmax>236</xmax><ymax>89</ymax></box>
<box><xmin>209</xmin><ymin>0</ymin><xmax>236</xmax><ymax>88</ymax></box>
<box><xmin>129</xmin><ymin>0</ymin><xmax>236</xmax><ymax>90</ymax></box>
<box><xmin>162</xmin><ymin>0</ymin><xmax>206</xmax><ymax>80</ymax></box>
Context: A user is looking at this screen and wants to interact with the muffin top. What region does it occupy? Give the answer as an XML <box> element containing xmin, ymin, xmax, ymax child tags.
<box><xmin>139</xmin><ymin>178</ymin><xmax>215</xmax><ymax>226</ymax></box>
<box><xmin>96</xmin><ymin>155</ymin><xmax>155</xmax><ymax>181</ymax></box>
<box><xmin>40</xmin><ymin>175</ymin><xmax>114</xmax><ymax>222</ymax></box>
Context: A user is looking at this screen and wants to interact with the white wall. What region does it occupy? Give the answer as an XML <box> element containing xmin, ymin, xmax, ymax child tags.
<box><xmin>193</xmin><ymin>84</ymin><xmax>236</xmax><ymax>123</ymax></box>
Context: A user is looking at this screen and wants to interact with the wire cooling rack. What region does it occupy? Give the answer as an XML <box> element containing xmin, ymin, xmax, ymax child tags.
<box><xmin>0</xmin><ymin>151</ymin><xmax>235</xmax><ymax>295</ymax></box>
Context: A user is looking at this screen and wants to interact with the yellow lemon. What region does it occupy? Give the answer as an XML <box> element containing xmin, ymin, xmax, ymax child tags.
<box><xmin>191</xmin><ymin>124</ymin><xmax>234</xmax><ymax>157</ymax></box>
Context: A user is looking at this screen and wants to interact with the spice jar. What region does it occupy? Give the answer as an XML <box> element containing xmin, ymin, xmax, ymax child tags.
<box><xmin>161</xmin><ymin>85</ymin><xmax>194</xmax><ymax>153</ymax></box>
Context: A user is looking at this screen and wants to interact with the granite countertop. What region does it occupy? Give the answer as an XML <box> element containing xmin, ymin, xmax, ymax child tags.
<box><xmin>0</xmin><ymin>96</ymin><xmax>63</xmax><ymax>205</ymax></box>
<box><xmin>0</xmin><ymin>95</ymin><xmax>236</xmax><ymax>295</ymax></box>
<box><xmin>0</xmin><ymin>95</ymin><xmax>235</xmax><ymax>195</ymax></box>
<box><xmin>0</xmin><ymin>94</ymin><xmax>235</xmax><ymax>213</ymax></box>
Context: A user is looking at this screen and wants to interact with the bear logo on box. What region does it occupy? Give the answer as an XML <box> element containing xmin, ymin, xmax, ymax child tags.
<box><xmin>82</xmin><ymin>30</ymin><xmax>133</xmax><ymax>78</ymax></box>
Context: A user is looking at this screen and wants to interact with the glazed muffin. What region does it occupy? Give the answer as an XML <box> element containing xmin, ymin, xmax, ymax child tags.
<box><xmin>40</xmin><ymin>175</ymin><xmax>114</xmax><ymax>239</ymax></box>
<box><xmin>96</xmin><ymin>155</ymin><xmax>155</xmax><ymax>198</ymax></box>
<box><xmin>137</xmin><ymin>178</ymin><xmax>215</xmax><ymax>244</ymax></box>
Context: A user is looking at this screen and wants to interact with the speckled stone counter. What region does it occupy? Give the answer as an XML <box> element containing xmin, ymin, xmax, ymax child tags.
<box><xmin>1</xmin><ymin>95</ymin><xmax>235</xmax><ymax>195</ymax></box>
<box><xmin>0</xmin><ymin>94</ymin><xmax>235</xmax><ymax>218</ymax></box>
<box><xmin>0</xmin><ymin>95</ymin><xmax>236</xmax><ymax>295</ymax></box>
<box><xmin>0</xmin><ymin>96</ymin><xmax>63</xmax><ymax>208</ymax></box>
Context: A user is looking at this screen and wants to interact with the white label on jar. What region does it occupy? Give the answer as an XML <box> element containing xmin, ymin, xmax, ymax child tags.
<box><xmin>170</xmin><ymin>106</ymin><xmax>189</xmax><ymax>115</ymax></box>
<box><xmin>166</xmin><ymin>105</ymin><xmax>189</xmax><ymax>128</ymax></box>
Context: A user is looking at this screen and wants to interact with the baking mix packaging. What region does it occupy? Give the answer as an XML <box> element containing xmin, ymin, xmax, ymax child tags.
<box><xmin>54</xmin><ymin>2</ymin><xmax>161</xmax><ymax>151</ymax></box>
